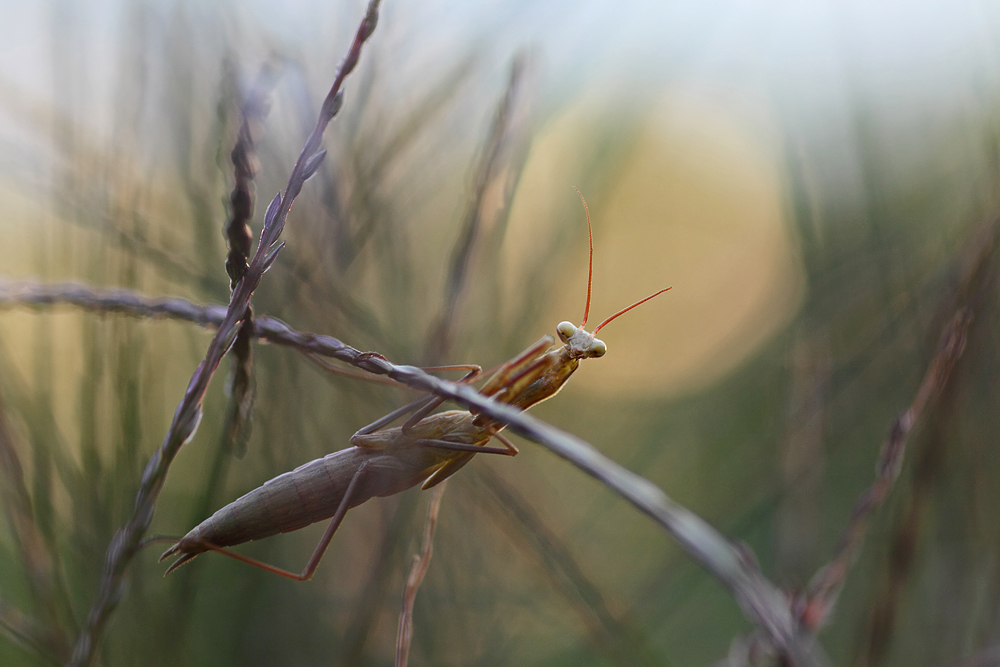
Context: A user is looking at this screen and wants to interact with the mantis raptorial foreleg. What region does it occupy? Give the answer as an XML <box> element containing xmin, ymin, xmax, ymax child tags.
<box><xmin>477</xmin><ymin>335</ymin><xmax>554</xmax><ymax>398</ymax></box>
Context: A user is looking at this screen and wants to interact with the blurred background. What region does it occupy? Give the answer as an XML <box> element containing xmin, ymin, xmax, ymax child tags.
<box><xmin>1</xmin><ymin>1</ymin><xmax>1000</xmax><ymax>665</ymax></box>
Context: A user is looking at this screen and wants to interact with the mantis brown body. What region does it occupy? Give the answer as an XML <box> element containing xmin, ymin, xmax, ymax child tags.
<box><xmin>160</xmin><ymin>192</ymin><xmax>669</xmax><ymax>579</ymax></box>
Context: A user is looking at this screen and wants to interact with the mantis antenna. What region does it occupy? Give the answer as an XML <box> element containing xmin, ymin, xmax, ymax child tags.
<box><xmin>571</xmin><ymin>186</ymin><xmax>671</xmax><ymax>335</ymax></box>
<box><xmin>573</xmin><ymin>186</ymin><xmax>595</xmax><ymax>329</ymax></box>
<box><xmin>594</xmin><ymin>287</ymin><xmax>673</xmax><ymax>334</ymax></box>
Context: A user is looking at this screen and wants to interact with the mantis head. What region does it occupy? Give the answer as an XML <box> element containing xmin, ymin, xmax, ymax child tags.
<box><xmin>556</xmin><ymin>320</ymin><xmax>607</xmax><ymax>359</ymax></box>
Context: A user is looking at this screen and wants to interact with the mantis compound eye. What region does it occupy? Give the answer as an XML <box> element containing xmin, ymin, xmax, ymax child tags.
<box><xmin>556</xmin><ymin>321</ymin><xmax>577</xmax><ymax>342</ymax></box>
<box><xmin>589</xmin><ymin>339</ymin><xmax>607</xmax><ymax>357</ymax></box>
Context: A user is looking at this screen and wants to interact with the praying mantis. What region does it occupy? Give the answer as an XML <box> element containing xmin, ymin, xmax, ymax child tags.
<box><xmin>159</xmin><ymin>192</ymin><xmax>670</xmax><ymax>580</ymax></box>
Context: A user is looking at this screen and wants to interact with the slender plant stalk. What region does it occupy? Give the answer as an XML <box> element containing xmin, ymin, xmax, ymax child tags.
<box><xmin>719</xmin><ymin>216</ymin><xmax>1000</xmax><ymax>664</ymax></box>
<box><xmin>801</xmin><ymin>309</ymin><xmax>971</xmax><ymax>629</ymax></box>
<box><xmin>390</xmin><ymin>56</ymin><xmax>529</xmax><ymax>656</ymax></box>
<box><xmin>800</xmin><ymin>215</ymin><xmax>1000</xmax><ymax>634</ymax></box>
<box><xmin>0</xmin><ymin>281</ymin><xmax>398</xmax><ymax>381</ymax></box>
<box><xmin>0</xmin><ymin>394</ymin><xmax>70</xmax><ymax>664</ymax></box>
<box><xmin>225</xmin><ymin>63</ymin><xmax>277</xmax><ymax>290</ymax></box>
<box><xmin>66</xmin><ymin>4</ymin><xmax>382</xmax><ymax>665</ymax></box>
<box><xmin>221</xmin><ymin>62</ymin><xmax>278</xmax><ymax>458</ymax></box>
<box><xmin>425</xmin><ymin>56</ymin><xmax>526</xmax><ymax>362</ymax></box>
<box><xmin>0</xmin><ymin>276</ymin><xmax>797</xmax><ymax>651</ymax></box>
<box><xmin>396</xmin><ymin>483</ymin><xmax>446</xmax><ymax>667</ymax></box>
<box><xmin>474</xmin><ymin>469</ymin><xmax>657</xmax><ymax>664</ymax></box>
<box><xmin>0</xmin><ymin>596</ymin><xmax>64</xmax><ymax>667</ymax></box>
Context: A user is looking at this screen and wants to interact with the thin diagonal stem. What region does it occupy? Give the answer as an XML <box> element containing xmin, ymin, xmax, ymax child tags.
<box><xmin>66</xmin><ymin>4</ymin><xmax>381</xmax><ymax>665</ymax></box>
<box><xmin>0</xmin><ymin>281</ymin><xmax>393</xmax><ymax>382</ymax></box>
<box><xmin>0</xmin><ymin>277</ymin><xmax>795</xmax><ymax>650</ymax></box>
<box><xmin>802</xmin><ymin>309</ymin><xmax>971</xmax><ymax>628</ymax></box>
<box><xmin>222</xmin><ymin>62</ymin><xmax>277</xmax><ymax>457</ymax></box>
<box><xmin>396</xmin><ymin>483</ymin><xmax>446</xmax><ymax>667</ymax></box>
<box><xmin>0</xmin><ymin>394</ymin><xmax>71</xmax><ymax>664</ymax></box>
<box><xmin>800</xmin><ymin>215</ymin><xmax>999</xmax><ymax>634</ymax></box>
<box><xmin>393</xmin><ymin>57</ymin><xmax>527</xmax><ymax>658</ymax></box>
<box><xmin>425</xmin><ymin>57</ymin><xmax>525</xmax><ymax>363</ymax></box>
<box><xmin>0</xmin><ymin>596</ymin><xmax>65</xmax><ymax>667</ymax></box>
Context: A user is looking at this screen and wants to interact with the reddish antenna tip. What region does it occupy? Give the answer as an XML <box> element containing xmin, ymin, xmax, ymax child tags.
<box><xmin>573</xmin><ymin>187</ymin><xmax>595</xmax><ymax>328</ymax></box>
<box><xmin>593</xmin><ymin>287</ymin><xmax>672</xmax><ymax>334</ymax></box>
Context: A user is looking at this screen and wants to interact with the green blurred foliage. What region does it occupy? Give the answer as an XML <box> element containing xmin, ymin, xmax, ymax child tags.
<box><xmin>1</xmin><ymin>2</ymin><xmax>1000</xmax><ymax>666</ymax></box>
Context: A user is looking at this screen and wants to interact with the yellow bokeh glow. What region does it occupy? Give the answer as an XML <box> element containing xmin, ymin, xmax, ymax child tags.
<box><xmin>505</xmin><ymin>85</ymin><xmax>805</xmax><ymax>396</ymax></box>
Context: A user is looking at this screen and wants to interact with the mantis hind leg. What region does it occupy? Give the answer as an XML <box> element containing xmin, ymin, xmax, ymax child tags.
<box><xmin>164</xmin><ymin>462</ymin><xmax>370</xmax><ymax>581</ymax></box>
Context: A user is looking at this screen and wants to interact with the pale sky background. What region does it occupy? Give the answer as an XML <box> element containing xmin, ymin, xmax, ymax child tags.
<box><xmin>2</xmin><ymin>1</ymin><xmax>997</xmax><ymax>144</ymax></box>
<box><xmin>1</xmin><ymin>0</ymin><xmax>999</xmax><ymax>395</ymax></box>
